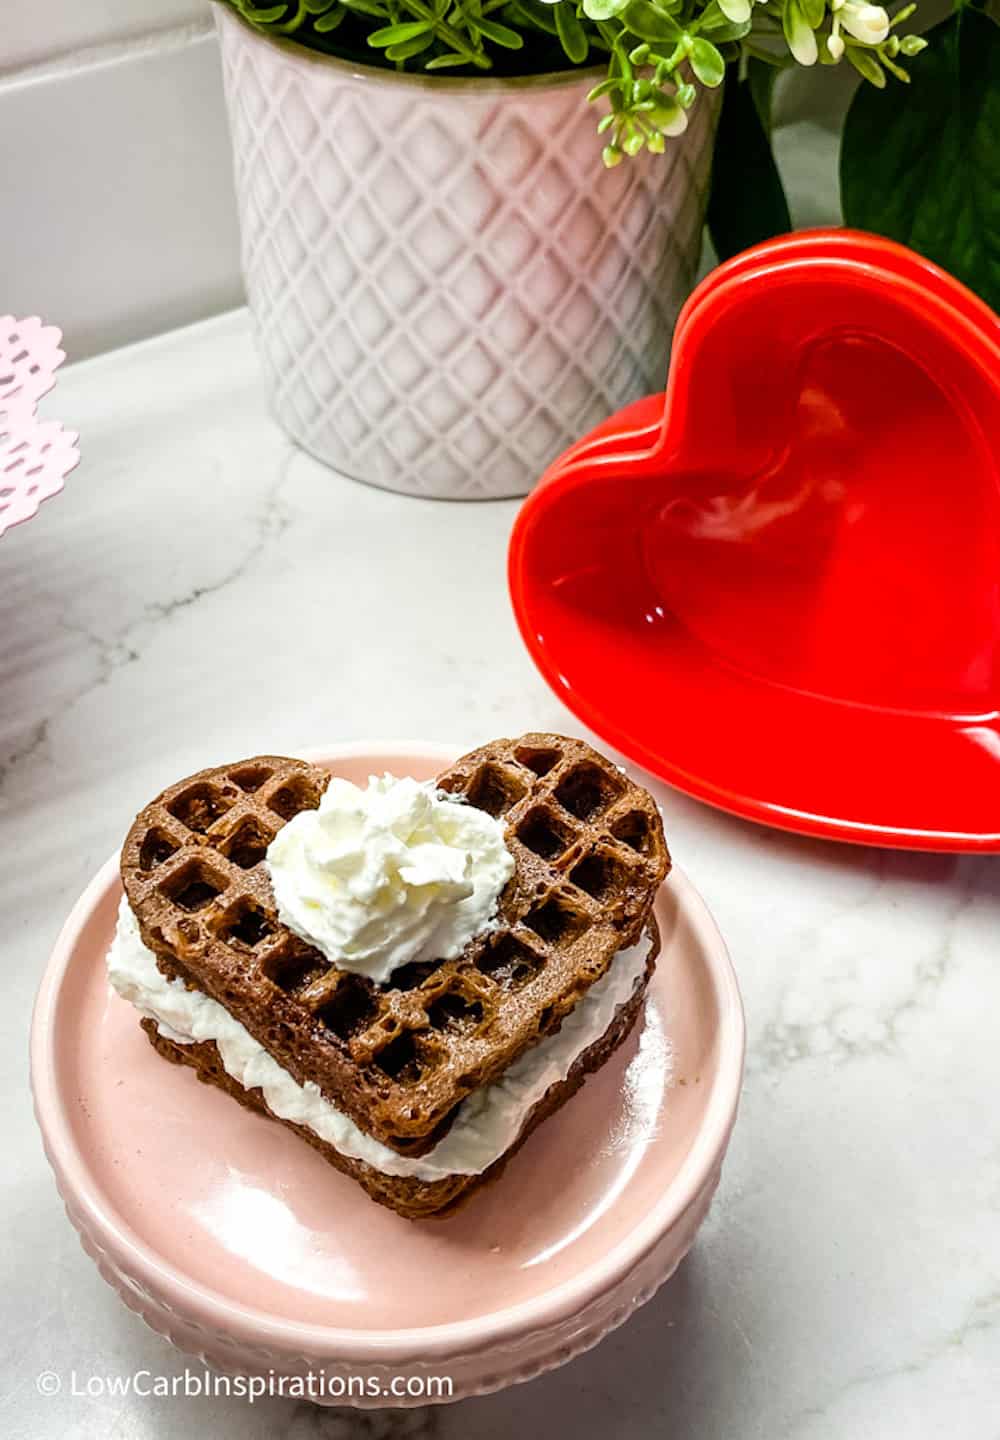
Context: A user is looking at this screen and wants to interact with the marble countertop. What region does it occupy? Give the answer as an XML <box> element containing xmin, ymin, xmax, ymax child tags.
<box><xmin>4</xmin><ymin>311</ymin><xmax>998</xmax><ymax>1440</ymax></box>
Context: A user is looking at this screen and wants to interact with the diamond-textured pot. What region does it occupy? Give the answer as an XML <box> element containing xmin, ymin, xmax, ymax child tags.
<box><xmin>214</xmin><ymin>4</ymin><xmax>717</xmax><ymax>499</ymax></box>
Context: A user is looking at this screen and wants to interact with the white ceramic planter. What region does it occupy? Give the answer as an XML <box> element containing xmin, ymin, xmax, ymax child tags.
<box><xmin>214</xmin><ymin>4</ymin><xmax>717</xmax><ymax>498</ymax></box>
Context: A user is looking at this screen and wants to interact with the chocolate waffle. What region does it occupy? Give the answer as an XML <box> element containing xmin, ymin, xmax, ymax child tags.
<box><xmin>140</xmin><ymin>920</ymin><xmax>658</xmax><ymax>1220</ymax></box>
<box><xmin>120</xmin><ymin>735</ymin><xmax>670</xmax><ymax>1156</ymax></box>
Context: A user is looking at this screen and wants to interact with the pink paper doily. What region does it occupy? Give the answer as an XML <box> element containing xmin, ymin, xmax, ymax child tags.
<box><xmin>0</xmin><ymin>316</ymin><xmax>79</xmax><ymax>539</ymax></box>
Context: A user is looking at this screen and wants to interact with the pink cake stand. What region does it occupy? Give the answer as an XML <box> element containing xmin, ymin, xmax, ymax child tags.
<box><xmin>0</xmin><ymin>316</ymin><xmax>79</xmax><ymax>539</ymax></box>
<box><xmin>31</xmin><ymin>742</ymin><xmax>744</xmax><ymax>1406</ymax></box>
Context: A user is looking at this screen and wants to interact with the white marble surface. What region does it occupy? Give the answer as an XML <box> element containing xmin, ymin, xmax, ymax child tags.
<box><xmin>4</xmin><ymin>311</ymin><xmax>999</xmax><ymax>1439</ymax></box>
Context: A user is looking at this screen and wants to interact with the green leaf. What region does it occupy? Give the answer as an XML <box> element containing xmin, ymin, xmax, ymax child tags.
<box><xmin>583</xmin><ymin>0</ymin><xmax>630</xmax><ymax>17</ymax></box>
<box><xmin>693</xmin><ymin>0</ymin><xmax>750</xmax><ymax>35</ymax></box>
<box><xmin>367</xmin><ymin>18</ymin><xmax>433</xmax><ymax>43</ymax></box>
<box><xmin>798</xmin><ymin>0</ymin><xmax>824</xmax><ymax>31</ymax></box>
<box><xmin>340</xmin><ymin>0</ymin><xmax>389</xmax><ymax>17</ymax></box>
<box><xmin>845</xmin><ymin>45</ymin><xmax>885</xmax><ymax>85</ymax></box>
<box><xmin>698</xmin><ymin>14</ymin><xmax>751</xmax><ymax>41</ymax></box>
<box><xmin>648</xmin><ymin>89</ymin><xmax>689</xmax><ymax>134</ymax></box>
<box><xmin>841</xmin><ymin>7</ymin><xmax>1000</xmax><ymax>310</ymax></box>
<box><xmin>689</xmin><ymin>36</ymin><xmax>725</xmax><ymax>84</ymax></box>
<box><xmin>424</xmin><ymin>49</ymin><xmax>477</xmax><ymax>65</ymax></box>
<box><xmin>313</xmin><ymin>2</ymin><xmax>345</xmax><ymax>27</ymax></box>
<box><xmin>706</xmin><ymin>71</ymin><xmax>792</xmax><ymax>260</ymax></box>
<box><xmin>386</xmin><ymin>30</ymin><xmax>435</xmax><ymax>56</ymax></box>
<box><xmin>782</xmin><ymin>0</ymin><xmax>817</xmax><ymax>65</ymax></box>
<box><xmin>554</xmin><ymin>0</ymin><xmax>590</xmax><ymax>59</ymax></box>
<box><xmin>472</xmin><ymin>15</ymin><xmax>524</xmax><ymax>44</ymax></box>
<box><xmin>506</xmin><ymin>0</ymin><xmax>559</xmax><ymax>31</ymax></box>
<box><xmin>747</xmin><ymin>52</ymin><xmax>777</xmax><ymax>132</ymax></box>
<box><xmin>623</xmin><ymin>0</ymin><xmax>682</xmax><ymax>41</ymax></box>
<box><xmin>240</xmin><ymin>3</ymin><xmax>290</xmax><ymax>20</ymax></box>
<box><xmin>716</xmin><ymin>0</ymin><xmax>750</xmax><ymax>21</ymax></box>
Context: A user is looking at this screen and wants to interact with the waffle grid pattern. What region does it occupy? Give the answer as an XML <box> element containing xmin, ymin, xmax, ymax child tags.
<box><xmin>121</xmin><ymin>739</ymin><xmax>669</xmax><ymax>1152</ymax></box>
<box><xmin>216</xmin><ymin>5</ymin><xmax>717</xmax><ymax>497</ymax></box>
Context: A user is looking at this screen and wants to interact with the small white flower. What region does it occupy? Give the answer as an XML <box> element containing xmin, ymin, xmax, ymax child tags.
<box><xmin>839</xmin><ymin>0</ymin><xmax>889</xmax><ymax>43</ymax></box>
<box><xmin>827</xmin><ymin>29</ymin><xmax>845</xmax><ymax>58</ymax></box>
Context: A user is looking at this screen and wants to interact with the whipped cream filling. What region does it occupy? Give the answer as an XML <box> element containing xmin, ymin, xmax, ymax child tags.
<box><xmin>107</xmin><ymin>899</ymin><xmax>653</xmax><ymax>1182</ymax></box>
<box><xmin>265</xmin><ymin>774</ymin><xmax>516</xmax><ymax>985</ymax></box>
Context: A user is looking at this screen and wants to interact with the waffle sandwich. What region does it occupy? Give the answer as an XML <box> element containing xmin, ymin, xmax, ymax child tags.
<box><xmin>112</xmin><ymin>735</ymin><xmax>671</xmax><ymax>1219</ymax></box>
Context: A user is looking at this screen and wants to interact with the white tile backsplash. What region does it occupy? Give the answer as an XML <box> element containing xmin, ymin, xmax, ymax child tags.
<box><xmin>1</xmin><ymin>26</ymin><xmax>242</xmax><ymax>361</ymax></box>
<box><xmin>2</xmin><ymin>0</ymin><xmax>211</xmax><ymax>75</ymax></box>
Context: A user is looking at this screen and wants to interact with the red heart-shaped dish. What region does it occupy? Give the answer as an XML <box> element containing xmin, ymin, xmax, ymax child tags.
<box><xmin>509</xmin><ymin>231</ymin><xmax>1000</xmax><ymax>851</ymax></box>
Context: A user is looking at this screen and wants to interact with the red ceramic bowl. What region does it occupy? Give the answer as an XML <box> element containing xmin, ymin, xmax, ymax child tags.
<box><xmin>31</xmin><ymin>742</ymin><xmax>744</xmax><ymax>1406</ymax></box>
<box><xmin>509</xmin><ymin>231</ymin><xmax>1000</xmax><ymax>851</ymax></box>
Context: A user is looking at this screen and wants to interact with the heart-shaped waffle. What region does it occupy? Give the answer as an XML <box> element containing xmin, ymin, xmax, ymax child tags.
<box><xmin>0</xmin><ymin>316</ymin><xmax>79</xmax><ymax>539</ymax></box>
<box><xmin>121</xmin><ymin>737</ymin><xmax>670</xmax><ymax>1154</ymax></box>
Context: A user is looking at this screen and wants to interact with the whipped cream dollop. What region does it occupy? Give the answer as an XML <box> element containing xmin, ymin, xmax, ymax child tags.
<box><xmin>107</xmin><ymin>899</ymin><xmax>658</xmax><ymax>1181</ymax></box>
<box><xmin>265</xmin><ymin>774</ymin><xmax>515</xmax><ymax>985</ymax></box>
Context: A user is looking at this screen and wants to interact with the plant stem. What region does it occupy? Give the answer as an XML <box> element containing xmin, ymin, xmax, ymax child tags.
<box><xmin>390</xmin><ymin>0</ymin><xmax>493</xmax><ymax>62</ymax></box>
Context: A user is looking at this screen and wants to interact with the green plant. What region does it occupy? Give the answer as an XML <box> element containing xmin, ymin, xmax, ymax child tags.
<box><xmin>841</xmin><ymin>2</ymin><xmax>999</xmax><ymax>308</ymax></box>
<box><xmin>222</xmin><ymin>0</ymin><xmax>1000</xmax><ymax>310</ymax></box>
<box><xmin>224</xmin><ymin>0</ymin><xmax>922</xmax><ymax>157</ymax></box>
